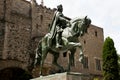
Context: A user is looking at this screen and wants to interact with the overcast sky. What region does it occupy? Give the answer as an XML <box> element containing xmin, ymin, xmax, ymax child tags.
<box><xmin>28</xmin><ymin>0</ymin><xmax>120</xmax><ymax>54</ymax></box>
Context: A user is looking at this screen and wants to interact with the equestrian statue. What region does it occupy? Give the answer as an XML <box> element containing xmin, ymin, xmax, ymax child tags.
<box><xmin>34</xmin><ymin>4</ymin><xmax>91</xmax><ymax>75</ymax></box>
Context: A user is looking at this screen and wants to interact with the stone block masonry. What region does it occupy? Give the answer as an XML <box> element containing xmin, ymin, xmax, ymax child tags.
<box><xmin>0</xmin><ymin>0</ymin><xmax>55</xmax><ymax>70</ymax></box>
<box><xmin>31</xmin><ymin>72</ymin><xmax>92</xmax><ymax>80</ymax></box>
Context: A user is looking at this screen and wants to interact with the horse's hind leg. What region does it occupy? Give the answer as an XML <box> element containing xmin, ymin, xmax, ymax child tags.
<box><xmin>40</xmin><ymin>48</ymin><xmax>48</xmax><ymax>76</ymax></box>
<box><xmin>52</xmin><ymin>52</ymin><xmax>64</xmax><ymax>72</ymax></box>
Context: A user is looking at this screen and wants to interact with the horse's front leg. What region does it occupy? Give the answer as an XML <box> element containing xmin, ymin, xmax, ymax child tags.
<box><xmin>52</xmin><ymin>52</ymin><xmax>64</xmax><ymax>73</ymax></box>
<box><xmin>68</xmin><ymin>42</ymin><xmax>82</xmax><ymax>47</ymax></box>
<box><xmin>78</xmin><ymin>44</ymin><xmax>84</xmax><ymax>63</ymax></box>
<box><xmin>68</xmin><ymin>42</ymin><xmax>84</xmax><ymax>63</ymax></box>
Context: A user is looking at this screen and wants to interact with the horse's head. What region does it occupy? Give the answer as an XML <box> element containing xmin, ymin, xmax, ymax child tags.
<box><xmin>70</xmin><ymin>16</ymin><xmax>91</xmax><ymax>37</ymax></box>
<box><xmin>79</xmin><ymin>16</ymin><xmax>91</xmax><ymax>36</ymax></box>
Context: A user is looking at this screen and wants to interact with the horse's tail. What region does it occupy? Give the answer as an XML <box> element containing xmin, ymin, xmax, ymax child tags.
<box><xmin>34</xmin><ymin>41</ymin><xmax>42</xmax><ymax>67</ymax></box>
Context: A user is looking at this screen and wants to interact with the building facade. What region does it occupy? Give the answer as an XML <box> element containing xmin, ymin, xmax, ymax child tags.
<box><xmin>0</xmin><ymin>0</ymin><xmax>104</xmax><ymax>79</ymax></box>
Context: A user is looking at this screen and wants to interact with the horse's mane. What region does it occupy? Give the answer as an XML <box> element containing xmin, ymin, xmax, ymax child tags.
<box><xmin>70</xmin><ymin>16</ymin><xmax>85</xmax><ymax>23</ymax></box>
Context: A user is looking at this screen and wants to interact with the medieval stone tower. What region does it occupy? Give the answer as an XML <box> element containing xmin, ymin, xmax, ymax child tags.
<box><xmin>0</xmin><ymin>0</ymin><xmax>104</xmax><ymax>79</ymax></box>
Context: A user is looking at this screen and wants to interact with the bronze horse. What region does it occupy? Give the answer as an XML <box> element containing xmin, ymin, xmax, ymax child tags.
<box><xmin>34</xmin><ymin>16</ymin><xmax>91</xmax><ymax>75</ymax></box>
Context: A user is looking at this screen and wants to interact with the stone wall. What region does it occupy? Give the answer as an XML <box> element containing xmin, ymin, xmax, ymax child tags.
<box><xmin>0</xmin><ymin>0</ymin><xmax>32</xmax><ymax>69</ymax></box>
<box><xmin>0</xmin><ymin>0</ymin><xmax>5</xmax><ymax>20</ymax></box>
<box><xmin>0</xmin><ymin>60</ymin><xmax>28</xmax><ymax>70</ymax></box>
<box><xmin>2</xmin><ymin>0</ymin><xmax>31</xmax><ymax>67</ymax></box>
<box><xmin>4</xmin><ymin>0</ymin><xmax>31</xmax><ymax>22</ymax></box>
<box><xmin>0</xmin><ymin>0</ymin><xmax>5</xmax><ymax>59</ymax></box>
<box><xmin>0</xmin><ymin>21</ymin><xmax>5</xmax><ymax>58</ymax></box>
<box><xmin>12</xmin><ymin>0</ymin><xmax>31</xmax><ymax>18</ymax></box>
<box><xmin>81</xmin><ymin>25</ymin><xmax>103</xmax><ymax>75</ymax></box>
<box><xmin>0</xmin><ymin>0</ymin><xmax>55</xmax><ymax>71</ymax></box>
<box><xmin>31</xmin><ymin>0</ymin><xmax>55</xmax><ymax>62</ymax></box>
<box><xmin>31</xmin><ymin>3</ymin><xmax>54</xmax><ymax>37</ymax></box>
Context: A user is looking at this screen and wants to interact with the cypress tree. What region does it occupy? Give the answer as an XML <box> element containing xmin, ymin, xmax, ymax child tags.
<box><xmin>118</xmin><ymin>55</ymin><xmax>120</xmax><ymax>76</ymax></box>
<box><xmin>102</xmin><ymin>37</ymin><xmax>119</xmax><ymax>80</ymax></box>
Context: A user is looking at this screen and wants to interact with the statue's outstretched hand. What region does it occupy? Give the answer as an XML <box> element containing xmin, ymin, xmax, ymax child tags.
<box><xmin>67</xmin><ymin>22</ymin><xmax>71</xmax><ymax>27</ymax></box>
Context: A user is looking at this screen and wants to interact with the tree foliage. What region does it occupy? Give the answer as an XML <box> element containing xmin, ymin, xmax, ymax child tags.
<box><xmin>102</xmin><ymin>37</ymin><xmax>119</xmax><ymax>80</ymax></box>
<box><xmin>118</xmin><ymin>55</ymin><xmax>120</xmax><ymax>76</ymax></box>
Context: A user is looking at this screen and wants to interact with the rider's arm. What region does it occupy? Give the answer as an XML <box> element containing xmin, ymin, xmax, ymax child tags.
<box><xmin>59</xmin><ymin>16</ymin><xmax>71</xmax><ymax>27</ymax></box>
<box><xmin>59</xmin><ymin>16</ymin><xmax>69</xmax><ymax>22</ymax></box>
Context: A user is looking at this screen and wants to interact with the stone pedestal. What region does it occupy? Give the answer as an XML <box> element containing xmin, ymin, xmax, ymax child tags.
<box><xmin>31</xmin><ymin>72</ymin><xmax>92</xmax><ymax>80</ymax></box>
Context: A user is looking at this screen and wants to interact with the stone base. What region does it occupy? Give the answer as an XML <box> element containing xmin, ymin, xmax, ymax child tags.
<box><xmin>31</xmin><ymin>72</ymin><xmax>92</xmax><ymax>80</ymax></box>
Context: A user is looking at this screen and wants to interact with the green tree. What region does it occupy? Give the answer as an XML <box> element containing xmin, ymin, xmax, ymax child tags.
<box><xmin>102</xmin><ymin>37</ymin><xmax>119</xmax><ymax>80</ymax></box>
<box><xmin>118</xmin><ymin>55</ymin><xmax>120</xmax><ymax>76</ymax></box>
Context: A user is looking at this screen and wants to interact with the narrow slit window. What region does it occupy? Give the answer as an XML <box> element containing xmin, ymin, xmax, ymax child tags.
<box><xmin>95</xmin><ymin>59</ymin><xmax>101</xmax><ymax>71</ymax></box>
<box><xmin>95</xmin><ymin>31</ymin><xmax>97</xmax><ymax>37</ymax></box>
<box><xmin>83</xmin><ymin>56</ymin><xmax>89</xmax><ymax>69</ymax></box>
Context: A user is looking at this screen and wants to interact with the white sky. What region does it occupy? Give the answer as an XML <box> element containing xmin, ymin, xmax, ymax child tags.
<box><xmin>27</xmin><ymin>0</ymin><xmax>120</xmax><ymax>54</ymax></box>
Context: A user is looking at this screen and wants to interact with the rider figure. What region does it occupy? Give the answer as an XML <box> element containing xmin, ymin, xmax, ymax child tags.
<box><xmin>51</xmin><ymin>4</ymin><xmax>71</xmax><ymax>48</ymax></box>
